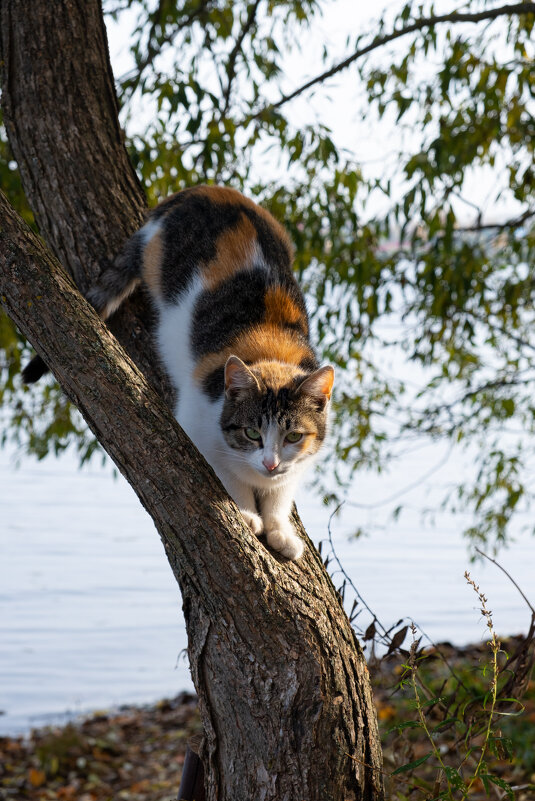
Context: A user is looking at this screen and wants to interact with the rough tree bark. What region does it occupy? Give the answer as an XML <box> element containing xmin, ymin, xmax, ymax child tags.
<box><xmin>0</xmin><ymin>0</ymin><xmax>172</xmax><ymax>401</ymax></box>
<box><xmin>0</xmin><ymin>1</ymin><xmax>385</xmax><ymax>798</ymax></box>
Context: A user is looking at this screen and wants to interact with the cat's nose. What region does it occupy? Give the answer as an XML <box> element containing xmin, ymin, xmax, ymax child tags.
<box><xmin>263</xmin><ymin>457</ymin><xmax>280</xmax><ymax>472</ymax></box>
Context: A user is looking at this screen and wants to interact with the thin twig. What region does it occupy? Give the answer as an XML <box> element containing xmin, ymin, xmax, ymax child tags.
<box><xmin>476</xmin><ymin>547</ymin><xmax>535</xmax><ymax>615</ymax></box>
<box><xmin>119</xmin><ymin>0</ymin><xmax>213</xmax><ymax>92</ymax></box>
<box><xmin>326</xmin><ymin>502</ymin><xmax>390</xmax><ymax>640</ymax></box>
<box><xmin>345</xmin><ymin>444</ymin><xmax>453</xmax><ymax>510</ymax></box>
<box><xmin>458</xmin><ymin>208</ymin><xmax>535</xmax><ymax>232</ymax></box>
<box><xmin>251</xmin><ymin>3</ymin><xmax>535</xmax><ymax>119</ymax></box>
<box><xmin>221</xmin><ymin>0</ymin><xmax>262</xmax><ymax>116</ymax></box>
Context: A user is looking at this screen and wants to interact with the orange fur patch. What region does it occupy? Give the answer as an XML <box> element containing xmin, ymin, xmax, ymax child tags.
<box><xmin>298</xmin><ymin>432</ymin><xmax>318</xmax><ymax>454</ymax></box>
<box><xmin>264</xmin><ymin>287</ymin><xmax>307</xmax><ymax>332</ymax></box>
<box><xmin>250</xmin><ymin>359</ymin><xmax>304</xmax><ymax>390</ymax></box>
<box><xmin>194</xmin><ymin>324</ymin><xmax>313</xmax><ymax>387</ymax></box>
<box><xmin>192</xmin><ymin>186</ymin><xmax>294</xmax><ymax>259</ymax></box>
<box><xmin>142</xmin><ymin>230</ymin><xmax>163</xmax><ymax>297</ymax></box>
<box><xmin>201</xmin><ymin>213</ymin><xmax>258</xmax><ymax>290</ymax></box>
<box><xmin>193</xmin><ymin>185</ymin><xmax>251</xmax><ymax>206</ymax></box>
<box><xmin>236</xmin><ymin>325</ymin><xmax>312</xmax><ymax>368</ymax></box>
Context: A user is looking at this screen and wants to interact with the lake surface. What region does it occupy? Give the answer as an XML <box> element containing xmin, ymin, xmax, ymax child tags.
<box><xmin>1</xmin><ymin>444</ymin><xmax>533</xmax><ymax>735</ymax></box>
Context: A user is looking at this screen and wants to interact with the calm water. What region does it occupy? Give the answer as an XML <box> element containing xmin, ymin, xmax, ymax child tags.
<box><xmin>1</xmin><ymin>444</ymin><xmax>533</xmax><ymax>735</ymax></box>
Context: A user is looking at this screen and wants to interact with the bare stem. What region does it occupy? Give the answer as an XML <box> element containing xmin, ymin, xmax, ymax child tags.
<box><xmin>462</xmin><ymin>573</ymin><xmax>501</xmax><ymax>800</ymax></box>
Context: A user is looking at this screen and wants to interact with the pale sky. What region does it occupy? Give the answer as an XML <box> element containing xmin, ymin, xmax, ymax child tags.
<box><xmin>106</xmin><ymin>0</ymin><xmax>525</xmax><ymax>223</ymax></box>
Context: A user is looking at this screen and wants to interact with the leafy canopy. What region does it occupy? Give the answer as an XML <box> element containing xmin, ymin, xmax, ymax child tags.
<box><xmin>1</xmin><ymin>0</ymin><xmax>534</xmax><ymax>551</ymax></box>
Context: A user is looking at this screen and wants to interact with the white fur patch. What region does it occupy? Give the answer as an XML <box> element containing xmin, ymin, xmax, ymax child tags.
<box><xmin>139</xmin><ymin>217</ymin><xmax>162</xmax><ymax>245</ymax></box>
<box><xmin>156</xmin><ymin>278</ymin><xmax>234</xmax><ymax>480</ymax></box>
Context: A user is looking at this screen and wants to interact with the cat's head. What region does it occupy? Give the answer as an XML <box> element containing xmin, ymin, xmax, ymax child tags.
<box><xmin>220</xmin><ymin>356</ymin><xmax>334</xmax><ymax>487</ymax></box>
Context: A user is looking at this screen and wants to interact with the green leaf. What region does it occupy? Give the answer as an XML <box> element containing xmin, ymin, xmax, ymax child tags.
<box><xmin>386</xmin><ymin>720</ymin><xmax>421</xmax><ymax>735</ymax></box>
<box><xmin>392</xmin><ymin>752</ymin><xmax>432</xmax><ymax>775</ymax></box>
<box><xmin>488</xmin><ymin>774</ymin><xmax>514</xmax><ymax>800</ymax></box>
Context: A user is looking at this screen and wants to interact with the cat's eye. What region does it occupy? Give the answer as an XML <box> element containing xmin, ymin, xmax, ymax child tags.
<box><xmin>285</xmin><ymin>432</ymin><xmax>303</xmax><ymax>444</ymax></box>
<box><xmin>245</xmin><ymin>428</ymin><xmax>262</xmax><ymax>442</ymax></box>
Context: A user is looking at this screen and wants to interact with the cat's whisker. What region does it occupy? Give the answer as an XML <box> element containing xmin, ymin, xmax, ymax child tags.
<box><xmin>210</xmin><ymin>448</ymin><xmax>254</xmax><ymax>462</ymax></box>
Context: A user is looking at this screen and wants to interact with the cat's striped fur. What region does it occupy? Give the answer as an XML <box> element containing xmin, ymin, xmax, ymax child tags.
<box><xmin>92</xmin><ymin>187</ymin><xmax>334</xmax><ymax>558</ymax></box>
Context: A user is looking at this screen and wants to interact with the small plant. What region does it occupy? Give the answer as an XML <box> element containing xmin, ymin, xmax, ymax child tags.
<box><xmin>322</xmin><ymin>521</ymin><xmax>535</xmax><ymax>799</ymax></box>
<box><xmin>376</xmin><ymin>574</ymin><xmax>535</xmax><ymax>800</ymax></box>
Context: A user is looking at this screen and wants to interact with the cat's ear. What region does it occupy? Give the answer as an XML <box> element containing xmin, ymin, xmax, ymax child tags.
<box><xmin>224</xmin><ymin>356</ymin><xmax>260</xmax><ymax>398</ymax></box>
<box><xmin>297</xmin><ymin>366</ymin><xmax>334</xmax><ymax>404</ymax></box>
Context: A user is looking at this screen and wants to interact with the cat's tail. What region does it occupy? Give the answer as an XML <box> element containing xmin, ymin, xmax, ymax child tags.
<box><xmin>21</xmin><ymin>354</ymin><xmax>49</xmax><ymax>384</ymax></box>
<box><xmin>86</xmin><ymin>228</ymin><xmax>146</xmax><ymax>321</ymax></box>
<box><xmin>22</xmin><ymin>229</ymin><xmax>146</xmax><ymax>384</ymax></box>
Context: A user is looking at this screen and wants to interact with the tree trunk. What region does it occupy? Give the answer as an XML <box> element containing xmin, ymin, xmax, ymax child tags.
<box><xmin>0</xmin><ymin>0</ymin><xmax>172</xmax><ymax>402</ymax></box>
<box><xmin>0</xmin><ymin>1</ymin><xmax>385</xmax><ymax>798</ymax></box>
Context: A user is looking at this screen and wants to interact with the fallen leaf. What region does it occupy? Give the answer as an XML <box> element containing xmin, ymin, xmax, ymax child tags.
<box><xmin>28</xmin><ymin>767</ymin><xmax>46</xmax><ymax>787</ymax></box>
<box><xmin>378</xmin><ymin>705</ymin><xmax>396</xmax><ymax>721</ymax></box>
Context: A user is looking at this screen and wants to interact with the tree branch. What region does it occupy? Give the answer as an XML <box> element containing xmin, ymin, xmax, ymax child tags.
<box><xmin>221</xmin><ymin>0</ymin><xmax>262</xmax><ymax>116</ymax></box>
<box><xmin>0</xmin><ymin>3</ymin><xmax>385</xmax><ymax>796</ymax></box>
<box><xmin>251</xmin><ymin>2</ymin><xmax>535</xmax><ymax>119</ymax></box>
<box><xmin>476</xmin><ymin>548</ymin><xmax>535</xmax><ymax>615</ymax></box>
<box><xmin>457</xmin><ymin>207</ymin><xmax>535</xmax><ymax>232</ymax></box>
<box><xmin>119</xmin><ymin>0</ymin><xmax>214</xmax><ymax>95</ymax></box>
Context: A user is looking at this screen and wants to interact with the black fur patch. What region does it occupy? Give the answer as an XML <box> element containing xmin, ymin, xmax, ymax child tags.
<box><xmin>191</xmin><ymin>269</ymin><xmax>268</xmax><ymax>358</ymax></box>
<box><xmin>299</xmin><ymin>354</ymin><xmax>319</xmax><ymax>371</ymax></box>
<box><xmin>203</xmin><ymin>367</ymin><xmax>225</xmax><ymax>401</ymax></box>
<box><xmin>21</xmin><ymin>354</ymin><xmax>49</xmax><ymax>384</ymax></box>
<box><xmin>242</xmin><ymin>206</ymin><xmax>291</xmax><ymax>275</ymax></box>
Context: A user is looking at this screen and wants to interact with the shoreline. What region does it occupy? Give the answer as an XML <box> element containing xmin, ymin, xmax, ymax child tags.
<box><xmin>1</xmin><ymin>692</ymin><xmax>201</xmax><ymax>801</ymax></box>
<box><xmin>2</xmin><ymin>637</ymin><xmax>534</xmax><ymax>800</ymax></box>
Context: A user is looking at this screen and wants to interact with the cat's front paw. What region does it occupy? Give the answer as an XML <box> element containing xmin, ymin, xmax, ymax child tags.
<box><xmin>265</xmin><ymin>522</ymin><xmax>304</xmax><ymax>560</ymax></box>
<box><xmin>241</xmin><ymin>509</ymin><xmax>264</xmax><ymax>536</ymax></box>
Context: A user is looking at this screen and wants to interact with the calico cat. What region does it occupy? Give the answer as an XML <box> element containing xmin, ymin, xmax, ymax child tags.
<box><xmin>29</xmin><ymin>186</ymin><xmax>334</xmax><ymax>559</ymax></box>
